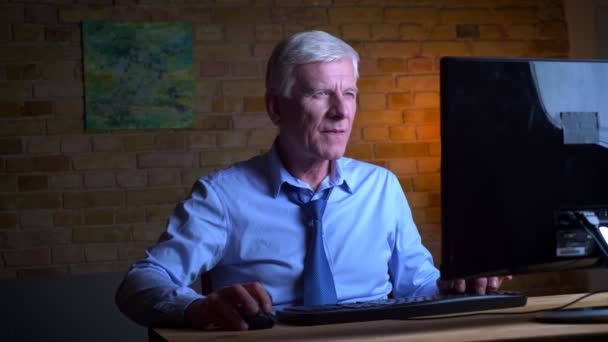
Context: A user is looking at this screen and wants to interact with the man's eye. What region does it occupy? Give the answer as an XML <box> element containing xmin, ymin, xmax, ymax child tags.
<box><xmin>313</xmin><ymin>90</ymin><xmax>329</xmax><ymax>97</ymax></box>
<box><xmin>345</xmin><ymin>91</ymin><xmax>357</xmax><ymax>98</ymax></box>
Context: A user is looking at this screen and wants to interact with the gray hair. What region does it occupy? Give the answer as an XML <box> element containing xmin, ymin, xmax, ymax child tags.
<box><xmin>265</xmin><ymin>31</ymin><xmax>360</xmax><ymax>97</ymax></box>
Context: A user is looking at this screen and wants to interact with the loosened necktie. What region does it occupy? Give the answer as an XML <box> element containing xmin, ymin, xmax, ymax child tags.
<box><xmin>287</xmin><ymin>186</ymin><xmax>337</xmax><ymax>306</ymax></box>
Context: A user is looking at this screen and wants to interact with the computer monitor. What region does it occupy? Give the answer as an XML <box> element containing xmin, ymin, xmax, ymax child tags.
<box><xmin>439</xmin><ymin>57</ymin><xmax>608</xmax><ymax>285</ymax></box>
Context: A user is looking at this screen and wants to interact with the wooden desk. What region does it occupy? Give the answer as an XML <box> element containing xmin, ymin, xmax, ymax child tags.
<box><xmin>151</xmin><ymin>293</ymin><xmax>608</xmax><ymax>341</ymax></box>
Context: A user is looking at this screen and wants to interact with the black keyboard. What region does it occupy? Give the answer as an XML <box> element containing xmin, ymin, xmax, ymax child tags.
<box><xmin>276</xmin><ymin>292</ymin><xmax>527</xmax><ymax>325</ymax></box>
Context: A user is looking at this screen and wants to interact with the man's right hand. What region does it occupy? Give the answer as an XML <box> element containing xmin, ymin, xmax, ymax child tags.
<box><xmin>437</xmin><ymin>275</ymin><xmax>513</xmax><ymax>295</ymax></box>
<box><xmin>185</xmin><ymin>282</ymin><xmax>272</xmax><ymax>331</ymax></box>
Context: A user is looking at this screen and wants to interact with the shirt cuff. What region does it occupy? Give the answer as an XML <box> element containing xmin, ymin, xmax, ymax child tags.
<box><xmin>153</xmin><ymin>290</ymin><xmax>205</xmax><ymax>323</ymax></box>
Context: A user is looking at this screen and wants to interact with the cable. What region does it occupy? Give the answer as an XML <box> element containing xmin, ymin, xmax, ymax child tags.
<box><xmin>405</xmin><ymin>290</ymin><xmax>608</xmax><ymax>321</ymax></box>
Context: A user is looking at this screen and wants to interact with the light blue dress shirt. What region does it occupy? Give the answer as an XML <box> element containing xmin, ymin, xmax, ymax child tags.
<box><xmin>116</xmin><ymin>144</ymin><xmax>440</xmax><ymax>326</ymax></box>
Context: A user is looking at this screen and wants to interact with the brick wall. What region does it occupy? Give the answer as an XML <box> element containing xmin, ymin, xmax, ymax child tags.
<box><xmin>0</xmin><ymin>0</ymin><xmax>578</xmax><ymax>294</ymax></box>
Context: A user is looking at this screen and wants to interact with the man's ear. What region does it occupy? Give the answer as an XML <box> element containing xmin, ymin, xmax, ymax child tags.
<box><xmin>265</xmin><ymin>91</ymin><xmax>281</xmax><ymax>125</ymax></box>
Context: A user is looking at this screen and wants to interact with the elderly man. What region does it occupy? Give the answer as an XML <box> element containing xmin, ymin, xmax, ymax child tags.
<box><xmin>116</xmin><ymin>30</ymin><xmax>508</xmax><ymax>331</ymax></box>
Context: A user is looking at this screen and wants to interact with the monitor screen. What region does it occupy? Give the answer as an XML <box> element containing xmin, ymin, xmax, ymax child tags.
<box><xmin>440</xmin><ymin>57</ymin><xmax>608</xmax><ymax>280</ymax></box>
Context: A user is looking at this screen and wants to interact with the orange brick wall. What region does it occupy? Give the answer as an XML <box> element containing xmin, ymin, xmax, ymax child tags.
<box><xmin>0</xmin><ymin>0</ymin><xmax>578</xmax><ymax>294</ymax></box>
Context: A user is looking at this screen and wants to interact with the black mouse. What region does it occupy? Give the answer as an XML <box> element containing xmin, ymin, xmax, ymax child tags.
<box><xmin>237</xmin><ymin>307</ymin><xmax>275</xmax><ymax>330</ymax></box>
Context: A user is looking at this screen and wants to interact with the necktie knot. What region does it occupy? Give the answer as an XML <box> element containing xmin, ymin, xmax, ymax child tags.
<box><xmin>301</xmin><ymin>198</ymin><xmax>327</xmax><ymax>222</ymax></box>
<box><xmin>286</xmin><ymin>185</ymin><xmax>333</xmax><ymax>221</ymax></box>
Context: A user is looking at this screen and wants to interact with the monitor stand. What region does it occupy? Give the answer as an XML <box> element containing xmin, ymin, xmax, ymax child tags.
<box><xmin>536</xmin><ymin>211</ymin><xmax>608</xmax><ymax>323</ymax></box>
<box><xmin>536</xmin><ymin>306</ymin><xmax>608</xmax><ymax>323</ymax></box>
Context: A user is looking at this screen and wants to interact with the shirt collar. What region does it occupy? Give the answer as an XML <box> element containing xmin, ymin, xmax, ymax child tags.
<box><xmin>267</xmin><ymin>141</ymin><xmax>353</xmax><ymax>198</ymax></box>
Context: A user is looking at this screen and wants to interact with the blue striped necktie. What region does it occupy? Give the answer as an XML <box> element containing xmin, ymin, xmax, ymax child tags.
<box><xmin>287</xmin><ymin>186</ymin><xmax>337</xmax><ymax>306</ymax></box>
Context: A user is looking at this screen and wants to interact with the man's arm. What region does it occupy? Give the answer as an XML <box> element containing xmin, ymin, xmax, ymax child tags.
<box><xmin>115</xmin><ymin>179</ymin><xmax>228</xmax><ymax>327</ymax></box>
<box><xmin>115</xmin><ymin>263</ymin><xmax>204</xmax><ymax>327</ymax></box>
<box><xmin>115</xmin><ymin>179</ymin><xmax>275</xmax><ymax>330</ymax></box>
<box><xmin>387</xmin><ymin>173</ymin><xmax>441</xmax><ymax>297</ymax></box>
<box><xmin>386</xmin><ymin>173</ymin><xmax>512</xmax><ymax>297</ymax></box>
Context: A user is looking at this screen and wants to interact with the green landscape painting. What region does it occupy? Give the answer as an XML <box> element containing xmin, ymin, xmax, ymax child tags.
<box><xmin>83</xmin><ymin>21</ymin><xmax>194</xmax><ymax>130</ymax></box>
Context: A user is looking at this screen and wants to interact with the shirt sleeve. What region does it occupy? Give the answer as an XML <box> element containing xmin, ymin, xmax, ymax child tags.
<box><xmin>115</xmin><ymin>178</ymin><xmax>229</xmax><ymax>327</ymax></box>
<box><xmin>387</xmin><ymin>173</ymin><xmax>441</xmax><ymax>298</ymax></box>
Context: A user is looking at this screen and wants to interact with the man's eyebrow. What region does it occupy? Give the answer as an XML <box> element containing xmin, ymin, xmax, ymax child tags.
<box><xmin>297</xmin><ymin>85</ymin><xmax>358</xmax><ymax>95</ymax></box>
<box><xmin>297</xmin><ymin>85</ymin><xmax>324</xmax><ymax>94</ymax></box>
<box><xmin>300</xmin><ymin>85</ymin><xmax>317</xmax><ymax>92</ymax></box>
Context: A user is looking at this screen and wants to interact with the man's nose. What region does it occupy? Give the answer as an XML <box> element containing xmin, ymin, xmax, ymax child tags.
<box><xmin>329</xmin><ymin>93</ymin><xmax>349</xmax><ymax>118</ymax></box>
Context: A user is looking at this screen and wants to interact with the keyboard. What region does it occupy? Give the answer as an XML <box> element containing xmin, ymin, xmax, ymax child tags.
<box><xmin>276</xmin><ymin>292</ymin><xmax>527</xmax><ymax>325</ymax></box>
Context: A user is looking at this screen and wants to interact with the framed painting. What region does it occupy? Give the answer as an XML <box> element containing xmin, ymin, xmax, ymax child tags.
<box><xmin>83</xmin><ymin>21</ymin><xmax>194</xmax><ymax>130</ymax></box>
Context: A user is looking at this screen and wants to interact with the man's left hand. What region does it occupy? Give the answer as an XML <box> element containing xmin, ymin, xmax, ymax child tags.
<box><xmin>437</xmin><ymin>276</ymin><xmax>513</xmax><ymax>295</ymax></box>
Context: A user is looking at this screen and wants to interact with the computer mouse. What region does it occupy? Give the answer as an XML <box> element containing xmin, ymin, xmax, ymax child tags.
<box><xmin>237</xmin><ymin>307</ymin><xmax>276</xmax><ymax>330</ymax></box>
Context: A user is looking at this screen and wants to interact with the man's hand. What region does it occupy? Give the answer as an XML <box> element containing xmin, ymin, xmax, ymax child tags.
<box><xmin>185</xmin><ymin>282</ymin><xmax>272</xmax><ymax>331</ymax></box>
<box><xmin>437</xmin><ymin>276</ymin><xmax>513</xmax><ymax>295</ymax></box>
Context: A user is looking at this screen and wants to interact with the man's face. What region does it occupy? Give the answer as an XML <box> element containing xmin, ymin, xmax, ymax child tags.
<box><xmin>270</xmin><ymin>58</ymin><xmax>358</xmax><ymax>163</ymax></box>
